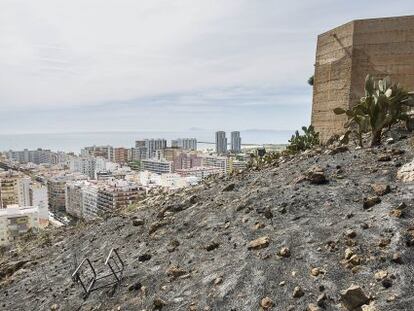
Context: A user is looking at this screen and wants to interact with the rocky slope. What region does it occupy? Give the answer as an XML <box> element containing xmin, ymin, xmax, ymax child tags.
<box><xmin>1</xmin><ymin>132</ymin><xmax>414</xmax><ymax>311</ymax></box>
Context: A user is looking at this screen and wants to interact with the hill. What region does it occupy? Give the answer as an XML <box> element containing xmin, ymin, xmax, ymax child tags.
<box><xmin>1</xmin><ymin>131</ymin><xmax>414</xmax><ymax>311</ymax></box>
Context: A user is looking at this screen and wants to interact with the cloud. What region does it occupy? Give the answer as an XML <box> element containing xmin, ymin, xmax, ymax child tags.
<box><xmin>1</xmin><ymin>0</ymin><xmax>414</xmax><ymax>132</ymax></box>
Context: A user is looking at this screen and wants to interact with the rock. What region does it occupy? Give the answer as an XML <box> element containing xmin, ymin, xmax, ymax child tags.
<box><xmin>149</xmin><ymin>220</ymin><xmax>169</xmax><ymax>234</ymax></box>
<box><xmin>361</xmin><ymin>303</ymin><xmax>378</xmax><ymax>311</ymax></box>
<box><xmin>345</xmin><ymin>229</ymin><xmax>357</xmax><ymax>239</ymax></box>
<box><xmin>153</xmin><ymin>297</ymin><xmax>166</xmax><ymax>309</ymax></box>
<box><xmin>204</xmin><ymin>241</ymin><xmax>220</xmax><ymax>252</ymax></box>
<box><xmin>344</xmin><ymin>248</ymin><xmax>354</xmax><ymax>260</ymax></box>
<box><xmin>222</xmin><ymin>183</ymin><xmax>236</xmax><ymax>192</ymax></box>
<box><xmin>349</xmin><ymin>254</ymin><xmax>361</xmax><ymax>266</ymax></box>
<box><xmin>166</xmin><ymin>266</ymin><xmax>187</xmax><ymax>279</ymax></box>
<box><xmin>371</xmin><ymin>184</ymin><xmax>391</xmax><ymax>196</ymax></box>
<box><xmin>306</xmin><ymin>166</ymin><xmax>327</xmax><ymax>184</ymax></box>
<box><xmin>363</xmin><ymin>196</ymin><xmax>381</xmax><ymax>209</ymax></box>
<box><xmin>397</xmin><ymin>159</ymin><xmax>414</xmax><ymax>182</ymax></box>
<box><xmin>213</xmin><ymin>277</ymin><xmax>223</xmax><ymax>285</ymax></box>
<box><xmin>317</xmin><ymin>293</ymin><xmax>327</xmax><ymax>307</ymax></box>
<box><xmin>381</xmin><ymin>278</ymin><xmax>393</xmax><ymax>288</ymax></box>
<box><xmin>392</xmin><ymin>252</ymin><xmax>403</xmax><ymax>264</ymax></box>
<box><xmin>340</xmin><ymin>285</ymin><xmax>369</xmax><ymax>310</ymax></box>
<box><xmin>292</xmin><ymin>286</ymin><xmax>304</xmax><ymax>298</ymax></box>
<box><xmin>389</xmin><ymin>209</ymin><xmax>403</xmax><ymax>218</ymax></box>
<box><xmin>310</xmin><ymin>267</ymin><xmax>321</xmax><ymax>277</ymax></box>
<box><xmin>277</xmin><ymin>247</ymin><xmax>291</xmax><ymax>258</ymax></box>
<box><xmin>307</xmin><ymin>303</ymin><xmax>321</xmax><ymax>311</ymax></box>
<box><xmin>378</xmin><ymin>154</ymin><xmax>391</xmax><ymax>162</ymax></box>
<box><xmin>50</xmin><ymin>304</ymin><xmax>59</xmax><ymax>311</ymax></box>
<box><xmin>248</xmin><ymin>236</ymin><xmax>270</xmax><ymax>250</ymax></box>
<box><xmin>138</xmin><ymin>254</ymin><xmax>152</xmax><ymax>262</ymax></box>
<box><xmin>378</xmin><ymin>238</ymin><xmax>391</xmax><ymax>248</ymax></box>
<box><xmin>374</xmin><ymin>270</ymin><xmax>387</xmax><ymax>281</ymax></box>
<box><xmin>128</xmin><ymin>281</ymin><xmax>142</xmax><ymax>291</ymax></box>
<box><xmin>166</xmin><ymin>239</ymin><xmax>180</xmax><ymax>253</ymax></box>
<box><xmin>260</xmin><ymin>297</ymin><xmax>273</xmax><ymax>309</ymax></box>
<box><xmin>132</xmin><ymin>218</ymin><xmax>145</xmax><ymax>226</ymax></box>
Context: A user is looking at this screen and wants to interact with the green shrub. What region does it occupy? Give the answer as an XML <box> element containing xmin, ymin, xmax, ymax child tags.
<box><xmin>287</xmin><ymin>125</ymin><xmax>319</xmax><ymax>153</ymax></box>
<box><xmin>334</xmin><ymin>75</ymin><xmax>413</xmax><ymax>147</ymax></box>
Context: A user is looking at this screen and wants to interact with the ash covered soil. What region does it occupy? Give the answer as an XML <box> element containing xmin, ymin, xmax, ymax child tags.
<box><xmin>2</xmin><ymin>135</ymin><xmax>414</xmax><ymax>311</ymax></box>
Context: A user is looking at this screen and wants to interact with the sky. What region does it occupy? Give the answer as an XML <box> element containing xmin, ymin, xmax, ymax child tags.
<box><xmin>1</xmin><ymin>0</ymin><xmax>414</xmax><ymax>134</ymax></box>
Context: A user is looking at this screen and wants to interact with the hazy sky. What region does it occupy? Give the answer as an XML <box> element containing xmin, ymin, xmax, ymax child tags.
<box><xmin>1</xmin><ymin>0</ymin><xmax>414</xmax><ymax>134</ymax></box>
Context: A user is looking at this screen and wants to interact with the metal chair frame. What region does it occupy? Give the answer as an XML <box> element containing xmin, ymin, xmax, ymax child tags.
<box><xmin>71</xmin><ymin>248</ymin><xmax>124</xmax><ymax>298</ymax></box>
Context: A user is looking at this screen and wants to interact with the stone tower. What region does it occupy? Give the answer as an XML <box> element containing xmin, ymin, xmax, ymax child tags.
<box><xmin>311</xmin><ymin>15</ymin><xmax>414</xmax><ymax>142</ymax></box>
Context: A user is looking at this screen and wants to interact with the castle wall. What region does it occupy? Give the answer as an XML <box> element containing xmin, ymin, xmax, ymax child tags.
<box><xmin>312</xmin><ymin>15</ymin><xmax>414</xmax><ymax>142</ymax></box>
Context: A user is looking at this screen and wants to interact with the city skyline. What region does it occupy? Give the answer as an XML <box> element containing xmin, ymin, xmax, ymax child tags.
<box><xmin>2</xmin><ymin>1</ymin><xmax>414</xmax><ymax>134</ymax></box>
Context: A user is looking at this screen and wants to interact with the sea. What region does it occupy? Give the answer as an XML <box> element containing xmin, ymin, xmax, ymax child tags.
<box><xmin>0</xmin><ymin>130</ymin><xmax>293</xmax><ymax>153</ymax></box>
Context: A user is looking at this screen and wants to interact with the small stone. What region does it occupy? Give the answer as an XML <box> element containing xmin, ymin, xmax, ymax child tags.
<box><xmin>371</xmin><ymin>184</ymin><xmax>391</xmax><ymax>196</ymax></box>
<box><xmin>214</xmin><ymin>277</ymin><xmax>223</xmax><ymax>285</ymax></box>
<box><xmin>248</xmin><ymin>236</ymin><xmax>270</xmax><ymax>250</ymax></box>
<box><xmin>344</xmin><ymin>248</ymin><xmax>354</xmax><ymax>260</ymax></box>
<box><xmin>311</xmin><ymin>267</ymin><xmax>321</xmax><ymax>277</ymax></box>
<box><xmin>378</xmin><ymin>154</ymin><xmax>391</xmax><ymax>162</ymax></box>
<box><xmin>397</xmin><ymin>202</ymin><xmax>407</xmax><ymax>210</ymax></box>
<box><xmin>392</xmin><ymin>252</ymin><xmax>403</xmax><ymax>264</ymax></box>
<box><xmin>222</xmin><ymin>183</ymin><xmax>236</xmax><ymax>192</ymax></box>
<box><xmin>374</xmin><ymin>270</ymin><xmax>388</xmax><ymax>281</ymax></box>
<box><xmin>389</xmin><ymin>209</ymin><xmax>403</xmax><ymax>218</ymax></box>
<box><xmin>307</xmin><ymin>303</ymin><xmax>321</xmax><ymax>311</ymax></box>
<box><xmin>128</xmin><ymin>281</ymin><xmax>142</xmax><ymax>291</ymax></box>
<box><xmin>363</xmin><ymin>196</ymin><xmax>381</xmax><ymax>209</ymax></box>
<box><xmin>340</xmin><ymin>285</ymin><xmax>369</xmax><ymax>310</ymax></box>
<box><xmin>292</xmin><ymin>286</ymin><xmax>304</xmax><ymax>298</ymax></box>
<box><xmin>279</xmin><ymin>281</ymin><xmax>286</xmax><ymax>286</ymax></box>
<box><xmin>345</xmin><ymin>229</ymin><xmax>357</xmax><ymax>239</ymax></box>
<box><xmin>360</xmin><ymin>223</ymin><xmax>369</xmax><ymax>229</ymax></box>
<box><xmin>204</xmin><ymin>241</ymin><xmax>220</xmax><ymax>252</ymax></box>
<box><xmin>349</xmin><ymin>255</ymin><xmax>361</xmax><ymax>266</ymax></box>
<box><xmin>260</xmin><ymin>297</ymin><xmax>273</xmax><ymax>309</ymax></box>
<box><xmin>277</xmin><ymin>247</ymin><xmax>291</xmax><ymax>258</ymax></box>
<box><xmin>153</xmin><ymin>297</ymin><xmax>166</xmax><ymax>309</ymax></box>
<box><xmin>361</xmin><ymin>303</ymin><xmax>378</xmax><ymax>311</ymax></box>
<box><xmin>306</xmin><ymin>166</ymin><xmax>327</xmax><ymax>184</ymax></box>
<box><xmin>50</xmin><ymin>304</ymin><xmax>59</xmax><ymax>311</ymax></box>
<box><xmin>381</xmin><ymin>278</ymin><xmax>393</xmax><ymax>289</ymax></box>
<box><xmin>317</xmin><ymin>293</ymin><xmax>327</xmax><ymax>307</ymax></box>
<box><xmin>132</xmin><ymin>218</ymin><xmax>145</xmax><ymax>226</ymax></box>
<box><xmin>378</xmin><ymin>238</ymin><xmax>391</xmax><ymax>248</ymax></box>
<box><xmin>166</xmin><ymin>266</ymin><xmax>187</xmax><ymax>279</ymax></box>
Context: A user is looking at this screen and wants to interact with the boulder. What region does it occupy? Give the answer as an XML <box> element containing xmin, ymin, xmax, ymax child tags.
<box><xmin>340</xmin><ymin>285</ymin><xmax>369</xmax><ymax>310</ymax></box>
<box><xmin>397</xmin><ymin>159</ymin><xmax>414</xmax><ymax>182</ymax></box>
<box><xmin>248</xmin><ymin>236</ymin><xmax>270</xmax><ymax>250</ymax></box>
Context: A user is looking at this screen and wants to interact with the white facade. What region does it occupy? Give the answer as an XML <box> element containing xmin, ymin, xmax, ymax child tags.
<box><xmin>141</xmin><ymin>159</ymin><xmax>173</xmax><ymax>174</ymax></box>
<box><xmin>0</xmin><ymin>206</ymin><xmax>43</xmax><ymax>245</ymax></box>
<box><xmin>201</xmin><ymin>155</ymin><xmax>228</xmax><ymax>174</ymax></box>
<box><xmin>171</xmin><ymin>138</ymin><xmax>197</xmax><ymax>151</ymax></box>
<box><xmin>29</xmin><ymin>184</ymin><xmax>49</xmax><ymax>223</ymax></box>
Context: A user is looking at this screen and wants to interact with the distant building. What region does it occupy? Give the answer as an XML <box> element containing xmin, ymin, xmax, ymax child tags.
<box><xmin>171</xmin><ymin>138</ymin><xmax>197</xmax><ymax>151</ymax></box>
<box><xmin>176</xmin><ymin>166</ymin><xmax>222</xmax><ymax>179</ymax></box>
<box><xmin>230</xmin><ymin>131</ymin><xmax>241</xmax><ymax>153</ymax></box>
<box><xmin>141</xmin><ymin>159</ymin><xmax>173</xmax><ymax>174</ymax></box>
<box><xmin>0</xmin><ymin>206</ymin><xmax>47</xmax><ymax>245</ymax></box>
<box><xmin>81</xmin><ymin>145</ymin><xmax>114</xmax><ymax>161</ymax></box>
<box><xmin>215</xmin><ymin>131</ymin><xmax>227</xmax><ymax>155</ymax></box>
<box><xmin>113</xmin><ymin>147</ymin><xmax>129</xmax><ymax>164</ymax></box>
<box><xmin>201</xmin><ymin>155</ymin><xmax>228</xmax><ymax>175</ymax></box>
<box><xmin>6</xmin><ymin>148</ymin><xmax>66</xmax><ymax>165</ymax></box>
<box><xmin>69</xmin><ymin>157</ymin><xmax>96</xmax><ymax>179</ymax></box>
<box><xmin>136</xmin><ymin>139</ymin><xmax>167</xmax><ymax>159</ymax></box>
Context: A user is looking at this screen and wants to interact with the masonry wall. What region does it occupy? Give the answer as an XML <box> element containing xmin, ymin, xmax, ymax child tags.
<box><xmin>312</xmin><ymin>15</ymin><xmax>414</xmax><ymax>142</ymax></box>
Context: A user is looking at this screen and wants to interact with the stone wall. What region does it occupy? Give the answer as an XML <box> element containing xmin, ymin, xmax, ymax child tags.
<box><xmin>312</xmin><ymin>15</ymin><xmax>414</xmax><ymax>142</ymax></box>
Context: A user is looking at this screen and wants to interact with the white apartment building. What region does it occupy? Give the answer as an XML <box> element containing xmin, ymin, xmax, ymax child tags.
<box><xmin>0</xmin><ymin>206</ymin><xmax>44</xmax><ymax>245</ymax></box>
<box><xmin>136</xmin><ymin>139</ymin><xmax>167</xmax><ymax>159</ymax></box>
<box><xmin>141</xmin><ymin>159</ymin><xmax>173</xmax><ymax>174</ymax></box>
<box><xmin>176</xmin><ymin>166</ymin><xmax>222</xmax><ymax>179</ymax></box>
<box><xmin>29</xmin><ymin>183</ymin><xmax>49</xmax><ymax>225</ymax></box>
<box><xmin>69</xmin><ymin>157</ymin><xmax>96</xmax><ymax>179</ymax></box>
<box><xmin>201</xmin><ymin>155</ymin><xmax>229</xmax><ymax>175</ymax></box>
